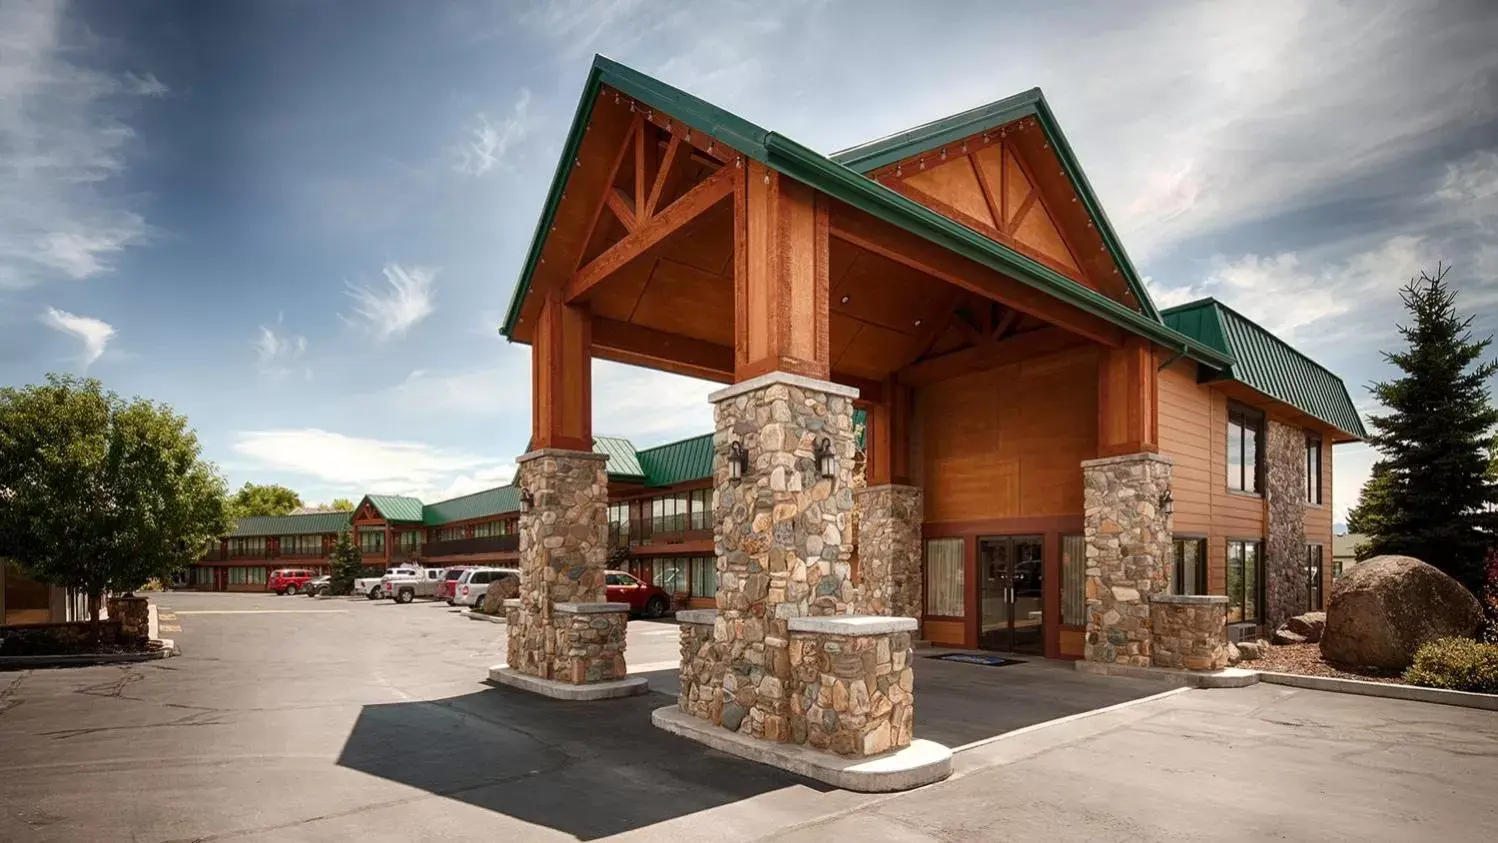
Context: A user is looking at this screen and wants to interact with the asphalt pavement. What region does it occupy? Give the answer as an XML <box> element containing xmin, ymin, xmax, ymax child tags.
<box><xmin>2</xmin><ymin>591</ymin><xmax>1495</xmax><ymax>842</ymax></box>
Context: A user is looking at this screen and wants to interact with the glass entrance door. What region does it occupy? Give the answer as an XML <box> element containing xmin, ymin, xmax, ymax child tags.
<box><xmin>978</xmin><ymin>535</ymin><xmax>1045</xmax><ymax>654</ymax></box>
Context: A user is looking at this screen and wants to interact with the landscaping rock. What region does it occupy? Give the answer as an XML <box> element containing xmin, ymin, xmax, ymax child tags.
<box><xmin>1226</xmin><ymin>641</ymin><xmax>1242</xmax><ymax>665</ymax></box>
<box><xmin>480</xmin><ymin>576</ymin><xmax>519</xmax><ymax>615</ymax></box>
<box><xmin>1284</xmin><ymin>612</ymin><xmax>1327</xmax><ymax>643</ymax></box>
<box><xmin>1237</xmin><ymin>640</ymin><xmax>1267</xmax><ymax>660</ymax></box>
<box><xmin>1272</xmin><ymin>629</ymin><xmax>1308</xmax><ymax>646</ymax></box>
<box><xmin>1320</xmin><ymin>555</ymin><xmax>1483</xmax><ymax>670</ymax></box>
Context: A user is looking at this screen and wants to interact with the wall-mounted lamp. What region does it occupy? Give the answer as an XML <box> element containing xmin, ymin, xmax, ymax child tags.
<box><xmin>728</xmin><ymin>441</ymin><xmax>748</xmax><ymax>482</ymax></box>
<box><xmin>518</xmin><ymin>487</ymin><xmax>534</xmax><ymax>514</ymax></box>
<box><xmin>1158</xmin><ymin>488</ymin><xmax>1174</xmax><ymax>517</ymax></box>
<box><xmin>813</xmin><ymin>437</ymin><xmax>837</xmax><ymax>479</ymax></box>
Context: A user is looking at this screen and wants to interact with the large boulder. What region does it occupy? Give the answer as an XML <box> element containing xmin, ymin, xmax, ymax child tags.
<box><xmin>480</xmin><ymin>575</ymin><xmax>520</xmax><ymax>614</ymax></box>
<box><xmin>1320</xmin><ymin>555</ymin><xmax>1483</xmax><ymax>669</ymax></box>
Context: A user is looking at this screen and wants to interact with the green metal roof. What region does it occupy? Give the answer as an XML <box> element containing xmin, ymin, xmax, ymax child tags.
<box><xmin>636</xmin><ymin>433</ymin><xmax>714</xmax><ymax>487</ymax></box>
<box><xmin>228</xmin><ymin>511</ymin><xmax>350</xmax><ymax>538</ymax></box>
<box><xmin>593</xmin><ymin>435</ymin><xmax>646</xmax><ymax>479</ymax></box>
<box><xmin>421</xmin><ymin>486</ymin><xmax>520</xmax><ymax>526</ymax></box>
<box><xmin>361</xmin><ymin>495</ymin><xmax>425</xmax><ymax>523</ymax></box>
<box><xmin>500</xmin><ymin>55</ymin><xmax>1231</xmax><ymax>371</ymax></box>
<box><xmin>830</xmin><ymin>89</ymin><xmax>1160</xmax><ymax>321</ymax></box>
<box><xmin>1163</xmin><ymin>299</ymin><xmax>1367</xmax><ymax>441</ymax></box>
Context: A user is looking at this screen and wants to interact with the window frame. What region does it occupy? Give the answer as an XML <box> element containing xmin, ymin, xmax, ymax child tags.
<box><xmin>1306</xmin><ymin>543</ymin><xmax>1324</xmax><ymax>611</ymax></box>
<box><xmin>1226</xmin><ymin>403</ymin><xmax>1264</xmax><ymax>495</ymax></box>
<box><xmin>1305</xmin><ymin>433</ymin><xmax>1323</xmax><ymax>505</ymax></box>
<box><xmin>1171</xmin><ymin>536</ymin><xmax>1209</xmax><ymax>596</ymax></box>
<box><xmin>1225</xmin><ymin>538</ymin><xmax>1264</xmax><ymax>625</ymax></box>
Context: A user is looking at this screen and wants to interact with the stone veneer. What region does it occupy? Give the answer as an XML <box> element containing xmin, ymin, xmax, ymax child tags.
<box><xmin>107</xmin><ymin>595</ymin><xmax>150</xmax><ymax>643</ymax></box>
<box><xmin>1149</xmin><ymin>594</ymin><xmax>1229</xmax><ymax>670</ymax></box>
<box><xmin>709</xmin><ymin>372</ymin><xmax>859</xmax><ymax>741</ymax></box>
<box><xmin>1083</xmin><ymin>452</ymin><xmax>1173</xmax><ymax>666</ymax></box>
<box><xmin>853</xmin><ymin>485</ymin><xmax>924</xmax><ymax>621</ymax></box>
<box><xmin>677</xmin><ymin>609</ymin><xmax>721</xmax><ymax>722</ymax></box>
<box><xmin>506</xmin><ymin>448</ymin><xmax>623</xmax><ymax>683</ymax></box>
<box><xmin>506</xmin><ymin>599</ymin><xmax>629</xmax><ymax>684</ymax></box>
<box><xmin>1264</xmin><ymin>419</ymin><xmax>1308</xmax><ymax>631</ymax></box>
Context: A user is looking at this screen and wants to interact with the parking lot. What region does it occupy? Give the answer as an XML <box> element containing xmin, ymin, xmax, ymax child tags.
<box><xmin>3</xmin><ymin>591</ymin><xmax>1496</xmax><ymax>842</ymax></box>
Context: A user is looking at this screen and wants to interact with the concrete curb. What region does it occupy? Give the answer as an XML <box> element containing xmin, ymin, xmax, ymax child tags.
<box><xmin>465</xmin><ymin>610</ymin><xmax>506</xmax><ymax>624</ymax></box>
<box><xmin>652</xmin><ymin>705</ymin><xmax>954</xmax><ymax>792</ymax></box>
<box><xmin>0</xmin><ymin>639</ymin><xmax>177</xmax><ymax>670</ymax></box>
<box><xmin>1074</xmin><ymin>660</ymin><xmax>1259</xmax><ymax>688</ymax></box>
<box><xmin>487</xmin><ymin>666</ymin><xmax>650</xmax><ymax>700</ymax></box>
<box><xmin>1257</xmin><ymin>671</ymin><xmax>1498</xmax><ymax>711</ymax></box>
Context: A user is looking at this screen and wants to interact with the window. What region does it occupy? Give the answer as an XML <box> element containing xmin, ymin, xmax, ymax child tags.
<box><xmin>607</xmin><ymin>572</ymin><xmax>642</xmax><ymax>587</ymax></box>
<box><xmin>472</xmin><ymin>521</ymin><xmax>502</xmax><ymax>538</ymax></box>
<box><xmin>608</xmin><ymin>502</ymin><xmax>630</xmax><ymax>545</ymax></box>
<box><xmin>925</xmin><ymin>538</ymin><xmax>964</xmax><ymax>617</ymax></box>
<box><xmin>1172</xmin><ymin>537</ymin><xmax>1208</xmax><ymax>596</ymax></box>
<box><xmin>1306</xmin><ymin>544</ymin><xmax>1324</xmax><ymax>611</ymax></box>
<box><xmin>1226</xmin><ymin>540</ymin><xmax>1263</xmax><ymax>624</ymax></box>
<box><xmin>1305</xmin><ymin>434</ymin><xmax>1323</xmax><ymax>504</ymax></box>
<box><xmin>396</xmin><ymin>530</ymin><xmax>421</xmax><ymax>551</ymax></box>
<box><xmin>1333</xmin><ymin>560</ymin><xmax>1344</xmax><ymax>579</ymax></box>
<box><xmin>649</xmin><ymin>558</ymin><xmax>687</xmax><ymax>593</ymax></box>
<box><xmin>228</xmin><ymin>536</ymin><xmax>267</xmax><ymax>558</ymax></box>
<box><xmin>437</xmin><ymin>525</ymin><xmax>465</xmax><ymax>541</ymax></box>
<box><xmin>1227</xmin><ymin>405</ymin><xmax>1263</xmax><ymax>493</ymax></box>
<box><xmin>690</xmin><ymin>556</ymin><xmax>716</xmax><ymax>598</ymax></box>
<box><xmin>689</xmin><ymin>489</ymin><xmax>711</xmax><ymax>531</ymax></box>
<box><xmin>193</xmin><ymin>566</ymin><xmax>215</xmax><ymax>585</ymax></box>
<box><xmin>1061</xmin><ymin>534</ymin><xmax>1086</xmax><ymax>627</ymax></box>
<box><xmin>279</xmin><ymin>535</ymin><xmax>322</xmax><ymax>557</ymax></box>
<box><xmin>650</xmin><ymin>494</ymin><xmax>688</xmax><ymax>534</ymax></box>
<box><xmin>227</xmin><ymin>566</ymin><xmax>267</xmax><ymax>585</ymax></box>
<box><xmin>358</xmin><ymin>528</ymin><xmax>384</xmax><ymax>555</ymax></box>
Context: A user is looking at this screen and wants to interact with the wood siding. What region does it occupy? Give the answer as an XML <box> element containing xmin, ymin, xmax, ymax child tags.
<box><xmin>916</xmin><ymin>347</ymin><xmax>1097</xmax><ymax>524</ymax></box>
<box><xmin>1306</xmin><ymin>434</ymin><xmax>1334</xmax><ymax>610</ymax></box>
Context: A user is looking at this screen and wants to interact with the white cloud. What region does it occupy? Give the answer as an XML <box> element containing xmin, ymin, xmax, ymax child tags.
<box><xmin>390</xmin><ymin>366</ymin><xmax>519</xmax><ymax>416</ymax></box>
<box><xmin>40</xmin><ymin>306</ymin><xmax>115</xmax><ymax>367</ymax></box>
<box><xmin>254</xmin><ymin>314</ymin><xmax>308</xmax><ymax>380</ymax></box>
<box><xmin>232</xmin><ymin>428</ymin><xmax>514</xmax><ymax>501</ymax></box>
<box><xmin>0</xmin><ymin>1</ymin><xmax>160</xmax><ymax>287</ymax></box>
<box><xmin>343</xmin><ymin>263</ymin><xmax>437</xmax><ymax>340</ymax></box>
<box><xmin>456</xmin><ymin>89</ymin><xmax>533</xmax><ymax>176</ymax></box>
<box><xmin>592</xmin><ymin>359</ymin><xmax>716</xmax><ymax>445</ymax></box>
<box><xmin>123</xmin><ymin>70</ymin><xmax>168</xmax><ymax>97</ymax></box>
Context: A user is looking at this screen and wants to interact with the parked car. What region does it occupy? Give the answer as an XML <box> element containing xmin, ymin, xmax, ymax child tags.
<box><xmin>355</xmin><ymin>564</ymin><xmax>418</xmax><ymax>600</ymax></box>
<box><xmin>383</xmin><ymin>567</ymin><xmax>444</xmax><ymax>604</ymax></box>
<box><xmin>606</xmin><ymin>570</ymin><xmax>672</xmax><ymax>619</ymax></box>
<box><xmin>455</xmin><ymin>567</ymin><xmax>519</xmax><ymax>609</ymax></box>
<box><xmin>268</xmin><ymin>568</ymin><xmax>318</xmax><ymax>596</ymax></box>
<box><xmin>304</xmin><ymin>575</ymin><xmax>330</xmax><ymax>597</ymax></box>
<box><xmin>440</xmin><ymin>566</ymin><xmax>478</xmax><ymax>605</ymax></box>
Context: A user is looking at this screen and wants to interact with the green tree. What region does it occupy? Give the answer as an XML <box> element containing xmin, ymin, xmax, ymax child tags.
<box><xmin>1346</xmin><ymin>460</ymin><xmax>1397</xmax><ymax>559</ymax></box>
<box><xmin>329</xmin><ymin>497</ymin><xmax>355</xmax><ymax>512</ymax></box>
<box><xmin>1362</xmin><ymin>265</ymin><xmax>1498</xmax><ymax>594</ymax></box>
<box><xmin>328</xmin><ymin>529</ymin><xmax>362</xmax><ymax>596</ymax></box>
<box><xmin>0</xmin><ymin>375</ymin><xmax>231</xmax><ymax>619</ymax></box>
<box><xmin>227</xmin><ymin>482</ymin><xmax>303</xmax><ymax>519</ymax></box>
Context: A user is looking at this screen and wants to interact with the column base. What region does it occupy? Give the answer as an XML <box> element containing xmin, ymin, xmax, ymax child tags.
<box><xmin>488</xmin><ymin>667</ymin><xmax>650</xmax><ymax>700</ymax></box>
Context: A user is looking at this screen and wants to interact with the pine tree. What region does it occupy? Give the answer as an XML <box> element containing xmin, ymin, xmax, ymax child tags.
<box><xmin>1363</xmin><ymin>264</ymin><xmax>1498</xmax><ymax>594</ymax></box>
<box><xmin>1346</xmin><ymin>460</ymin><xmax>1396</xmax><ymax>559</ymax></box>
<box><xmin>328</xmin><ymin>530</ymin><xmax>362</xmax><ymax>596</ymax></box>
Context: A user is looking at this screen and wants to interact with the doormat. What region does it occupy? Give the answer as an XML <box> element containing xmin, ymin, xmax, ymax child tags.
<box><xmin>926</xmin><ymin>653</ymin><xmax>1025</xmax><ymax>668</ymax></box>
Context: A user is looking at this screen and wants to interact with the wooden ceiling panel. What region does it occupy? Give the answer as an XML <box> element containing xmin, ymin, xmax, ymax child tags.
<box><xmin>1013</xmin><ymin>200</ymin><xmax>1081</xmax><ymax>271</ymax></box>
<box><xmin>836</xmin><ymin>321</ymin><xmax>920</xmax><ymax>379</ymax></box>
<box><xmin>628</xmin><ymin>256</ymin><xmax>734</xmax><ymax>346</ymax></box>
<box><xmin>586</xmin><ymin>256</ymin><xmax>654</xmax><ymax>323</ymax></box>
<box><xmin>830</xmin><ymin>247</ymin><xmax>952</xmax><ymax>336</ymax></box>
<box><xmin>655</xmin><ymin>202</ymin><xmax>733</xmax><ymax>276</ymax></box>
<box><xmin>829</xmin><ymin>311</ymin><xmax>864</xmax><ymax>366</ymax></box>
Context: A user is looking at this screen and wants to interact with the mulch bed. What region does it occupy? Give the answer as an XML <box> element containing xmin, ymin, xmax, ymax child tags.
<box><xmin>1248</xmin><ymin>642</ymin><xmax>1406</xmax><ymax>684</ymax></box>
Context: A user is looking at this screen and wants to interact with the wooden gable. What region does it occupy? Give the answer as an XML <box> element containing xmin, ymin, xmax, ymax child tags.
<box><xmin>864</xmin><ymin>117</ymin><xmax>1134</xmax><ymax>308</ymax></box>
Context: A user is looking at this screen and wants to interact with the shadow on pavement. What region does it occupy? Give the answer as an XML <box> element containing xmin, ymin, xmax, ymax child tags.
<box><xmin>336</xmin><ymin>680</ymin><xmax>828</xmax><ymax>840</ymax></box>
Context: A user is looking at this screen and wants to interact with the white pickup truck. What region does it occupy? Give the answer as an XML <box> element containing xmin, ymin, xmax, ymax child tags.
<box><xmin>381</xmin><ymin>567</ymin><xmax>444</xmax><ymax>604</ymax></box>
<box><xmin>354</xmin><ymin>565</ymin><xmax>420</xmax><ymax>600</ymax></box>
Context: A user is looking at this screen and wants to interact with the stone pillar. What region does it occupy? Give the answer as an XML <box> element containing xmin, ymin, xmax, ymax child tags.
<box><xmin>853</xmin><ymin>484</ymin><xmax>924</xmax><ymax>620</ymax></box>
<box><xmin>1083</xmin><ymin>452</ymin><xmax>1173</xmax><ymax>666</ymax></box>
<box><xmin>1264</xmin><ymin>419</ymin><xmax>1308</xmax><ymax>631</ymax></box>
<box><xmin>107</xmin><ymin>595</ymin><xmax>150</xmax><ymax>643</ymax></box>
<box><xmin>498</xmin><ymin>448</ymin><xmax>642</xmax><ymax>696</ymax></box>
<box><xmin>709</xmin><ymin>372</ymin><xmax>859</xmax><ymax>741</ymax></box>
<box><xmin>788</xmin><ymin>616</ymin><xmax>917</xmax><ymax>756</ymax></box>
<box><xmin>676</xmin><ymin>609</ymin><xmax>721</xmax><ymax>721</ymax></box>
<box><xmin>1149</xmin><ymin>594</ymin><xmax>1228</xmax><ymax>670</ymax></box>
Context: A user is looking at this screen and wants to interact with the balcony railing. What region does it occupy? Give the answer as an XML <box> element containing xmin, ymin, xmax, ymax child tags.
<box><xmin>421</xmin><ymin>534</ymin><xmax>519</xmax><ymax>559</ymax></box>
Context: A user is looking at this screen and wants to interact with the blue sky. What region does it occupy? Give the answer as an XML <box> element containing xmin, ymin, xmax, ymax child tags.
<box><xmin>2</xmin><ymin>0</ymin><xmax>1496</xmax><ymax>521</ymax></box>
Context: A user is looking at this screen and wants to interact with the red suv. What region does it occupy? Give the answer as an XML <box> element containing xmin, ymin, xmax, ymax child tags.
<box><xmin>605</xmin><ymin>570</ymin><xmax>673</xmax><ymax>619</ymax></box>
<box><xmin>269</xmin><ymin>568</ymin><xmax>318</xmax><ymax>595</ymax></box>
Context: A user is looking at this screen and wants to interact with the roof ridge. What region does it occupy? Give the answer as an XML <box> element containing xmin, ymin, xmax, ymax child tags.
<box><xmin>829</xmin><ymin>87</ymin><xmax>1042</xmax><ymax>162</ymax></box>
<box><xmin>634</xmin><ymin>431</ymin><xmax>714</xmax><ymax>454</ymax></box>
<box><xmin>1189</xmin><ymin>296</ymin><xmax>1355</xmax><ymax>388</ymax></box>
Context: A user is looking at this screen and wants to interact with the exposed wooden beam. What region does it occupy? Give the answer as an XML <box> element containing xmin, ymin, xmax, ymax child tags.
<box><xmin>829</xmin><ymin>204</ymin><xmax>1123</xmax><ymax>349</ymax></box>
<box><xmin>593</xmin><ymin>318</ymin><xmax>734</xmax><ymax>383</ymax></box>
<box><xmin>1010</xmin><ymin>189</ymin><xmax>1040</xmax><ymax>231</ymax></box>
<box><xmin>974</xmin><ymin>152</ymin><xmax>1006</xmax><ymax>235</ymax></box>
<box><xmin>571</xmin><ymin>116</ymin><xmax>641</xmax><ymax>275</ymax></box>
<box><xmin>644</xmin><ymin>133</ymin><xmax>685</xmax><ymax>219</ymax></box>
<box><xmin>951</xmin><ymin>309</ymin><xmax>988</xmax><ymax>347</ymax></box>
<box><xmin>605</xmin><ymin>187</ymin><xmax>637</xmax><ymax>232</ymax></box>
<box><xmin>898</xmin><ymin>327</ymin><xmax>1088</xmax><ymax>388</ymax></box>
<box><xmin>899</xmin><ymin>292</ymin><xmax>964</xmax><ymax>369</ymax></box>
<box><xmin>566</xmin><ymin>163</ymin><xmax>736</xmax><ymax>303</ymax></box>
<box><xmin>1097</xmin><ymin>336</ymin><xmax>1158</xmax><ymax>457</ymax></box>
<box><xmin>992</xmin><ymin>307</ymin><xmax>1021</xmax><ymax>341</ymax></box>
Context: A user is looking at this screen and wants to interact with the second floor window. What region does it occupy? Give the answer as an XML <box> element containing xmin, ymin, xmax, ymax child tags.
<box><xmin>228</xmin><ymin>536</ymin><xmax>266</xmax><ymax>557</ymax></box>
<box><xmin>689</xmin><ymin>489</ymin><xmax>710</xmax><ymax>530</ymax></box>
<box><xmin>397</xmin><ymin>531</ymin><xmax>421</xmax><ymax>550</ymax></box>
<box><xmin>358</xmin><ymin>528</ymin><xmax>384</xmax><ymax>554</ymax></box>
<box><xmin>1305</xmin><ymin>434</ymin><xmax>1323</xmax><ymax>504</ymax></box>
<box><xmin>1227</xmin><ymin>405</ymin><xmax>1263</xmax><ymax>494</ymax></box>
<box><xmin>279</xmin><ymin>535</ymin><xmax>322</xmax><ymax>556</ymax></box>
